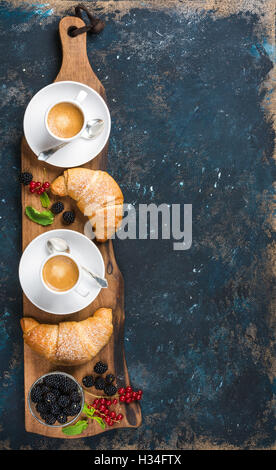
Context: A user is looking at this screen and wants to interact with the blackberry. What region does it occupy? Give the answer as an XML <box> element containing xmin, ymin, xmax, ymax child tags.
<box><xmin>95</xmin><ymin>376</ymin><xmax>105</xmax><ymax>390</ymax></box>
<box><xmin>82</xmin><ymin>375</ymin><xmax>94</xmax><ymax>388</ymax></box>
<box><xmin>44</xmin><ymin>414</ymin><xmax>56</xmax><ymax>425</ymax></box>
<box><xmin>94</xmin><ymin>361</ymin><xmax>108</xmax><ymax>375</ymax></box>
<box><xmin>57</xmin><ymin>413</ymin><xmax>67</xmax><ymax>424</ymax></box>
<box><xmin>31</xmin><ymin>385</ymin><xmax>43</xmax><ymax>403</ymax></box>
<box><xmin>44</xmin><ymin>392</ymin><xmax>56</xmax><ymax>406</ymax></box>
<box><xmin>58</xmin><ymin>395</ymin><xmax>70</xmax><ymax>409</ymax></box>
<box><xmin>51</xmin><ymin>201</ymin><xmax>64</xmax><ymax>215</ymax></box>
<box><xmin>60</xmin><ymin>376</ymin><xmax>76</xmax><ymax>394</ymax></box>
<box><xmin>63</xmin><ymin>407</ymin><xmax>73</xmax><ymax>416</ymax></box>
<box><xmin>52</xmin><ymin>388</ymin><xmax>61</xmax><ymax>400</ymax></box>
<box><xmin>44</xmin><ymin>374</ymin><xmax>62</xmax><ymax>389</ymax></box>
<box><xmin>70</xmin><ymin>382</ymin><xmax>79</xmax><ymax>393</ymax></box>
<box><xmin>40</xmin><ymin>384</ymin><xmax>51</xmax><ymax>395</ymax></box>
<box><xmin>104</xmin><ymin>384</ymin><xmax>117</xmax><ymax>397</ymax></box>
<box><xmin>36</xmin><ymin>402</ymin><xmax>50</xmax><ymax>415</ymax></box>
<box><xmin>105</xmin><ymin>374</ymin><xmax>115</xmax><ymax>385</ymax></box>
<box><xmin>70</xmin><ymin>391</ymin><xmax>81</xmax><ymax>403</ymax></box>
<box><xmin>51</xmin><ymin>403</ymin><xmax>62</xmax><ymax>417</ymax></box>
<box><xmin>56</xmin><ymin>375</ymin><xmax>66</xmax><ymax>389</ymax></box>
<box><xmin>63</xmin><ymin>210</ymin><xmax>75</xmax><ymax>225</ymax></box>
<box><xmin>19</xmin><ymin>172</ymin><xmax>33</xmax><ymax>186</ymax></box>
<box><xmin>70</xmin><ymin>402</ymin><xmax>81</xmax><ymax>416</ymax></box>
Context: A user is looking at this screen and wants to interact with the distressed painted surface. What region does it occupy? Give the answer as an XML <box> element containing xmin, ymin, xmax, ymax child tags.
<box><xmin>0</xmin><ymin>1</ymin><xmax>275</xmax><ymax>449</ymax></box>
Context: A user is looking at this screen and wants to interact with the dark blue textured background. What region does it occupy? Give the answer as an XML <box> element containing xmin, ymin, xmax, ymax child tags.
<box><xmin>0</xmin><ymin>2</ymin><xmax>275</xmax><ymax>449</ymax></box>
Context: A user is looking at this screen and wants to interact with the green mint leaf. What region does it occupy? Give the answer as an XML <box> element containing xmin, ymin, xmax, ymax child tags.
<box><xmin>40</xmin><ymin>192</ymin><xmax>50</xmax><ymax>208</ymax></box>
<box><xmin>62</xmin><ymin>419</ymin><xmax>88</xmax><ymax>436</ymax></box>
<box><xmin>82</xmin><ymin>403</ymin><xmax>105</xmax><ymax>429</ymax></box>
<box><xmin>82</xmin><ymin>403</ymin><xmax>95</xmax><ymax>418</ymax></box>
<box><xmin>91</xmin><ymin>416</ymin><xmax>105</xmax><ymax>430</ymax></box>
<box><xmin>25</xmin><ymin>206</ymin><xmax>54</xmax><ymax>226</ymax></box>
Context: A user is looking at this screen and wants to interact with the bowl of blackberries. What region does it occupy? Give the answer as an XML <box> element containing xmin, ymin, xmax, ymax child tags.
<box><xmin>28</xmin><ymin>371</ymin><xmax>84</xmax><ymax>427</ymax></box>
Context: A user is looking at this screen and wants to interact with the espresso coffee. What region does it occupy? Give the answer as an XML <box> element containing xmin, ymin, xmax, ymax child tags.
<box><xmin>42</xmin><ymin>255</ymin><xmax>79</xmax><ymax>292</ymax></box>
<box><xmin>47</xmin><ymin>102</ymin><xmax>84</xmax><ymax>139</ymax></box>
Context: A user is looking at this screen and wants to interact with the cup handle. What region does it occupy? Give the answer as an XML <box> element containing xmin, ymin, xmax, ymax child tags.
<box><xmin>74</xmin><ymin>284</ymin><xmax>89</xmax><ymax>297</ymax></box>
<box><xmin>74</xmin><ymin>90</ymin><xmax>88</xmax><ymax>104</ymax></box>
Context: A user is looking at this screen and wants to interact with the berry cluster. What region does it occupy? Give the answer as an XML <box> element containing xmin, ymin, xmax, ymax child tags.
<box><xmin>20</xmin><ymin>172</ymin><xmax>76</xmax><ymax>225</ymax></box>
<box><xmin>51</xmin><ymin>202</ymin><xmax>75</xmax><ymax>224</ymax></box>
<box><xmin>89</xmin><ymin>398</ymin><xmax>123</xmax><ymax>427</ymax></box>
<box><xmin>118</xmin><ymin>386</ymin><xmax>143</xmax><ymax>403</ymax></box>
<box><xmin>29</xmin><ymin>180</ymin><xmax>50</xmax><ymax>195</ymax></box>
<box><xmin>82</xmin><ymin>362</ymin><xmax>117</xmax><ymax>397</ymax></box>
<box><xmin>20</xmin><ymin>171</ymin><xmax>51</xmax><ymax>195</ymax></box>
<box><xmin>82</xmin><ymin>361</ymin><xmax>143</xmax><ymax>428</ymax></box>
<box><xmin>30</xmin><ymin>374</ymin><xmax>82</xmax><ymax>426</ymax></box>
<box><xmin>20</xmin><ymin>172</ymin><xmax>51</xmax><ymax>195</ymax></box>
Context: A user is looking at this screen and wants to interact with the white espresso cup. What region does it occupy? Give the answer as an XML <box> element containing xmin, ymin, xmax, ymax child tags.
<box><xmin>40</xmin><ymin>252</ymin><xmax>89</xmax><ymax>297</ymax></box>
<box><xmin>45</xmin><ymin>90</ymin><xmax>88</xmax><ymax>142</ymax></box>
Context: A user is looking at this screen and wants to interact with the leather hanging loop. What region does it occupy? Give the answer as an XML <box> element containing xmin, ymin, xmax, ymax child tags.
<box><xmin>69</xmin><ymin>3</ymin><xmax>105</xmax><ymax>37</ymax></box>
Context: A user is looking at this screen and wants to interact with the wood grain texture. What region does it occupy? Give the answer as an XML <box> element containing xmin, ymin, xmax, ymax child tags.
<box><xmin>21</xmin><ymin>16</ymin><xmax>141</xmax><ymax>438</ymax></box>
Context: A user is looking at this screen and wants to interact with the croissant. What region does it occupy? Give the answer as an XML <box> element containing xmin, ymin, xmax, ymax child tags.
<box><xmin>20</xmin><ymin>308</ymin><xmax>113</xmax><ymax>366</ymax></box>
<box><xmin>51</xmin><ymin>168</ymin><xmax>124</xmax><ymax>242</ymax></box>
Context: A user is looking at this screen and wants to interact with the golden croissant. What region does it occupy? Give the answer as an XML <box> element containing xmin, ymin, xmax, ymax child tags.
<box><xmin>51</xmin><ymin>168</ymin><xmax>124</xmax><ymax>242</ymax></box>
<box><xmin>20</xmin><ymin>308</ymin><xmax>113</xmax><ymax>366</ymax></box>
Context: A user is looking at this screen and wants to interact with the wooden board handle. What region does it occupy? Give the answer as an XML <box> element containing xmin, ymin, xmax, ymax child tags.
<box><xmin>55</xmin><ymin>16</ymin><xmax>103</xmax><ymax>94</ymax></box>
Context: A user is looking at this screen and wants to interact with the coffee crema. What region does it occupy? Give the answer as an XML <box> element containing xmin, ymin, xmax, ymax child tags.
<box><xmin>47</xmin><ymin>102</ymin><xmax>84</xmax><ymax>139</ymax></box>
<box><xmin>42</xmin><ymin>255</ymin><xmax>79</xmax><ymax>292</ymax></box>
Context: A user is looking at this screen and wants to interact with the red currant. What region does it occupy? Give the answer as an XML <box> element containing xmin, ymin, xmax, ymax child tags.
<box><xmin>43</xmin><ymin>181</ymin><xmax>50</xmax><ymax>189</ymax></box>
<box><xmin>99</xmin><ymin>404</ymin><xmax>106</xmax><ymax>412</ymax></box>
<box><xmin>136</xmin><ymin>395</ymin><xmax>142</xmax><ymax>401</ymax></box>
<box><xmin>126</xmin><ymin>386</ymin><xmax>132</xmax><ymax>393</ymax></box>
<box><xmin>29</xmin><ymin>181</ymin><xmax>36</xmax><ymax>189</ymax></box>
<box><xmin>29</xmin><ymin>188</ymin><xmax>36</xmax><ymax>193</ymax></box>
<box><xmin>40</xmin><ymin>187</ymin><xmax>45</xmax><ymax>193</ymax></box>
<box><xmin>132</xmin><ymin>392</ymin><xmax>137</xmax><ymax>398</ymax></box>
<box><xmin>100</xmin><ymin>398</ymin><xmax>106</xmax><ymax>405</ymax></box>
<box><xmin>105</xmin><ymin>409</ymin><xmax>110</xmax><ymax>416</ymax></box>
<box><xmin>119</xmin><ymin>395</ymin><xmax>126</xmax><ymax>402</ymax></box>
<box><xmin>118</xmin><ymin>388</ymin><xmax>125</xmax><ymax>395</ymax></box>
<box><xmin>105</xmin><ymin>416</ymin><xmax>110</xmax><ymax>424</ymax></box>
<box><xmin>108</xmin><ymin>420</ymin><xmax>114</xmax><ymax>426</ymax></box>
<box><xmin>138</xmin><ymin>390</ymin><xmax>143</xmax><ymax>395</ymax></box>
<box><xmin>106</xmin><ymin>400</ymin><xmax>112</xmax><ymax>406</ymax></box>
<box><xmin>117</xmin><ymin>414</ymin><xmax>123</xmax><ymax>421</ymax></box>
<box><xmin>125</xmin><ymin>393</ymin><xmax>132</xmax><ymax>399</ymax></box>
<box><xmin>110</xmin><ymin>411</ymin><xmax>116</xmax><ymax>419</ymax></box>
<box><xmin>112</xmin><ymin>399</ymin><xmax>118</xmax><ymax>405</ymax></box>
<box><xmin>125</xmin><ymin>398</ymin><xmax>132</xmax><ymax>404</ymax></box>
<box><xmin>35</xmin><ymin>182</ymin><xmax>41</xmax><ymax>188</ymax></box>
<box><xmin>93</xmin><ymin>399</ymin><xmax>99</xmax><ymax>405</ymax></box>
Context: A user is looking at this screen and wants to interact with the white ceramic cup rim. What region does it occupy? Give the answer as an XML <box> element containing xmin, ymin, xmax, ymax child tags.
<box><xmin>45</xmin><ymin>98</ymin><xmax>86</xmax><ymax>142</ymax></box>
<box><xmin>40</xmin><ymin>252</ymin><xmax>82</xmax><ymax>296</ymax></box>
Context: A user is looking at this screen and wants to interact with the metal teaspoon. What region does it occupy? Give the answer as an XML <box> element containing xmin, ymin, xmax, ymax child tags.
<box><xmin>38</xmin><ymin>118</ymin><xmax>104</xmax><ymax>162</ymax></box>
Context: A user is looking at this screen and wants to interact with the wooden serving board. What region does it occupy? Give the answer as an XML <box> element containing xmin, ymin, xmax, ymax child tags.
<box><xmin>21</xmin><ymin>16</ymin><xmax>142</xmax><ymax>438</ymax></box>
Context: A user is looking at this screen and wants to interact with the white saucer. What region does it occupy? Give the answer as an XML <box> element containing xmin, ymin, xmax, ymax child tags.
<box><xmin>23</xmin><ymin>81</ymin><xmax>111</xmax><ymax>168</ymax></box>
<box><xmin>19</xmin><ymin>229</ymin><xmax>105</xmax><ymax>315</ymax></box>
